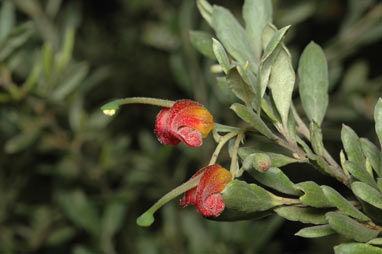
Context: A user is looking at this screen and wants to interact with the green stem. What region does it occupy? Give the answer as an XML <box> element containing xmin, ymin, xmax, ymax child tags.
<box><xmin>230</xmin><ymin>132</ymin><xmax>245</xmax><ymax>177</ymax></box>
<box><xmin>101</xmin><ymin>97</ymin><xmax>175</xmax><ymax>115</ymax></box>
<box><xmin>136</xmin><ymin>173</ymin><xmax>203</xmax><ymax>227</ymax></box>
<box><xmin>208</xmin><ymin>131</ymin><xmax>239</xmax><ymax>166</ymax></box>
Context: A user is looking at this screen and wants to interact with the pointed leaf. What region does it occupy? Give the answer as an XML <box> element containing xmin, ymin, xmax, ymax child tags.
<box><xmin>375</xmin><ymin>98</ymin><xmax>382</xmax><ymax>146</ymax></box>
<box><xmin>298</xmin><ymin>42</ymin><xmax>329</xmax><ymax>125</ymax></box>
<box><xmin>345</xmin><ymin>161</ymin><xmax>378</xmax><ymax>189</ymax></box>
<box><xmin>335</xmin><ymin>242</ymin><xmax>382</xmax><ymax>254</ymax></box>
<box><xmin>230</xmin><ymin>103</ymin><xmax>276</xmax><ymax>139</ymax></box>
<box><xmin>322</xmin><ymin>185</ymin><xmax>370</xmax><ymax>222</ymax></box>
<box><xmin>295</xmin><ymin>181</ymin><xmax>332</xmax><ymax>208</ymax></box>
<box><xmin>261</xmin><ymin>94</ymin><xmax>282</xmax><ymax>123</ymax></box>
<box><xmin>360</xmin><ymin>138</ymin><xmax>381</xmax><ymax>176</ymax></box>
<box><xmin>275</xmin><ymin>206</ymin><xmax>328</xmax><ymax>225</ymax></box>
<box><xmin>226</xmin><ymin>68</ymin><xmax>255</xmax><ymax>106</ymax></box>
<box><xmin>189</xmin><ymin>30</ymin><xmax>215</xmax><ymax>59</ymax></box>
<box><xmin>261</xmin><ymin>22</ymin><xmax>277</xmax><ymax>51</ymax></box>
<box><xmin>341</xmin><ymin>125</ymin><xmax>365</xmax><ymax>167</ymax></box>
<box><xmin>352</xmin><ymin>181</ymin><xmax>382</xmax><ymax>209</ymax></box>
<box><xmin>212</xmin><ymin>6</ymin><xmax>259</xmax><ymax>71</ymax></box>
<box><xmin>326</xmin><ymin>212</ymin><xmax>380</xmax><ymax>242</ymax></box>
<box><xmin>243</xmin><ymin>0</ymin><xmax>272</xmax><ymax>59</ymax></box>
<box><xmin>196</xmin><ymin>0</ymin><xmax>213</xmax><ymax>26</ymax></box>
<box><xmin>212</xmin><ymin>38</ymin><xmax>230</xmax><ymax>73</ymax></box>
<box><xmin>246</xmin><ymin>167</ymin><xmax>301</xmax><ymax>196</ymax></box>
<box><xmin>261</xmin><ymin>25</ymin><xmax>291</xmax><ymax>63</ymax></box>
<box><xmin>268</xmin><ymin>45</ymin><xmax>295</xmax><ymax>126</ymax></box>
<box><xmin>295</xmin><ymin>224</ymin><xmax>335</xmax><ymax>238</ymax></box>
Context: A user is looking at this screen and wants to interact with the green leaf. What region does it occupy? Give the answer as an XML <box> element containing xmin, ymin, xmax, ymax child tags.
<box><xmin>5</xmin><ymin>128</ymin><xmax>40</xmax><ymax>154</ymax></box>
<box><xmin>189</xmin><ymin>30</ymin><xmax>215</xmax><ymax>59</ymax></box>
<box><xmin>295</xmin><ymin>224</ymin><xmax>335</xmax><ymax>238</ymax></box>
<box><xmin>378</xmin><ymin>178</ymin><xmax>382</xmax><ymax>193</ymax></box>
<box><xmin>230</xmin><ymin>103</ymin><xmax>275</xmax><ymax>139</ymax></box>
<box><xmin>345</xmin><ymin>161</ymin><xmax>378</xmax><ymax>189</ymax></box>
<box><xmin>295</xmin><ymin>181</ymin><xmax>332</xmax><ymax>208</ymax></box>
<box><xmin>212</xmin><ymin>5</ymin><xmax>258</xmax><ymax>71</ymax></box>
<box><xmin>326</xmin><ymin>212</ymin><xmax>380</xmax><ymax>242</ymax></box>
<box><xmin>262</xmin><ymin>22</ymin><xmax>277</xmax><ymax>51</ymax></box>
<box><xmin>226</xmin><ymin>68</ymin><xmax>255</xmax><ymax>106</ymax></box>
<box><xmin>0</xmin><ymin>1</ymin><xmax>15</xmax><ymax>41</ymax></box>
<box><xmin>322</xmin><ymin>185</ymin><xmax>370</xmax><ymax>222</ymax></box>
<box><xmin>261</xmin><ymin>25</ymin><xmax>291</xmax><ymax>63</ymax></box>
<box><xmin>268</xmin><ymin>45</ymin><xmax>295</xmax><ymax>127</ymax></box>
<box><xmin>360</xmin><ymin>138</ymin><xmax>381</xmax><ymax>176</ymax></box>
<box><xmin>55</xmin><ymin>27</ymin><xmax>75</xmax><ymax>72</ymax></box>
<box><xmin>52</xmin><ymin>63</ymin><xmax>89</xmax><ymax>100</ymax></box>
<box><xmin>46</xmin><ymin>226</ymin><xmax>76</xmax><ymax>246</ymax></box>
<box><xmin>341</xmin><ymin>125</ymin><xmax>366</xmax><ymax>167</ymax></box>
<box><xmin>101</xmin><ymin>202</ymin><xmax>126</xmax><ymax>237</ymax></box>
<box><xmin>368</xmin><ymin>238</ymin><xmax>382</xmax><ymax>246</ymax></box>
<box><xmin>352</xmin><ymin>181</ymin><xmax>382</xmax><ymax>209</ymax></box>
<box><xmin>275</xmin><ymin>206</ymin><xmax>327</xmax><ymax>225</ymax></box>
<box><xmin>212</xmin><ymin>38</ymin><xmax>230</xmax><ymax>73</ymax></box>
<box><xmin>243</xmin><ymin>0</ymin><xmax>273</xmax><ymax>59</ymax></box>
<box><xmin>246</xmin><ymin>167</ymin><xmax>301</xmax><ymax>196</ymax></box>
<box><xmin>375</xmin><ymin>98</ymin><xmax>382</xmax><ymax>146</ymax></box>
<box><xmin>335</xmin><ymin>242</ymin><xmax>382</xmax><ymax>254</ymax></box>
<box><xmin>196</xmin><ymin>0</ymin><xmax>213</xmax><ymax>26</ymax></box>
<box><xmin>298</xmin><ymin>41</ymin><xmax>329</xmax><ymax>125</ymax></box>
<box><xmin>57</xmin><ymin>190</ymin><xmax>100</xmax><ymax>236</ymax></box>
<box><xmin>221</xmin><ymin>180</ymin><xmax>282</xmax><ymax>218</ymax></box>
<box><xmin>0</xmin><ymin>22</ymin><xmax>34</xmax><ymax>61</ymax></box>
<box><xmin>260</xmin><ymin>94</ymin><xmax>282</xmax><ymax>123</ymax></box>
<box><xmin>310</xmin><ymin>121</ymin><xmax>325</xmax><ymax>156</ymax></box>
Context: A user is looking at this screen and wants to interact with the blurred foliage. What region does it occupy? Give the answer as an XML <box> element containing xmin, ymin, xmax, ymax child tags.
<box><xmin>0</xmin><ymin>0</ymin><xmax>381</xmax><ymax>253</ymax></box>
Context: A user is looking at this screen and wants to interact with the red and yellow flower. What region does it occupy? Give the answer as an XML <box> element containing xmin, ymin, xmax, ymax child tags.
<box><xmin>180</xmin><ymin>164</ymin><xmax>232</xmax><ymax>217</ymax></box>
<box><xmin>155</xmin><ymin>100</ymin><xmax>214</xmax><ymax>147</ymax></box>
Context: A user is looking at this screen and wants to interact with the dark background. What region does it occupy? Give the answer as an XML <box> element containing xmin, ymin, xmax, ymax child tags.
<box><xmin>0</xmin><ymin>0</ymin><xmax>381</xmax><ymax>253</ymax></box>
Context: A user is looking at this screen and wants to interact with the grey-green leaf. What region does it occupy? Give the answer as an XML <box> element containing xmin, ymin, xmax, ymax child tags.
<box><xmin>261</xmin><ymin>25</ymin><xmax>291</xmax><ymax>63</ymax></box>
<box><xmin>275</xmin><ymin>206</ymin><xmax>327</xmax><ymax>225</ymax></box>
<box><xmin>212</xmin><ymin>38</ymin><xmax>230</xmax><ymax>73</ymax></box>
<box><xmin>226</xmin><ymin>68</ymin><xmax>255</xmax><ymax>106</ymax></box>
<box><xmin>222</xmin><ymin>180</ymin><xmax>282</xmax><ymax>214</ymax></box>
<box><xmin>360</xmin><ymin>138</ymin><xmax>381</xmax><ymax>176</ymax></box>
<box><xmin>189</xmin><ymin>30</ymin><xmax>215</xmax><ymax>59</ymax></box>
<box><xmin>368</xmin><ymin>238</ymin><xmax>382</xmax><ymax>246</ymax></box>
<box><xmin>326</xmin><ymin>212</ymin><xmax>380</xmax><ymax>242</ymax></box>
<box><xmin>352</xmin><ymin>181</ymin><xmax>382</xmax><ymax>209</ymax></box>
<box><xmin>268</xmin><ymin>45</ymin><xmax>295</xmax><ymax>127</ymax></box>
<box><xmin>295</xmin><ymin>181</ymin><xmax>332</xmax><ymax>208</ymax></box>
<box><xmin>310</xmin><ymin>121</ymin><xmax>325</xmax><ymax>156</ymax></box>
<box><xmin>375</xmin><ymin>98</ymin><xmax>382</xmax><ymax>146</ymax></box>
<box><xmin>345</xmin><ymin>161</ymin><xmax>378</xmax><ymax>189</ymax></box>
<box><xmin>298</xmin><ymin>41</ymin><xmax>329</xmax><ymax>125</ymax></box>
<box><xmin>335</xmin><ymin>242</ymin><xmax>382</xmax><ymax>254</ymax></box>
<box><xmin>341</xmin><ymin>124</ymin><xmax>366</xmax><ymax>166</ymax></box>
<box><xmin>246</xmin><ymin>167</ymin><xmax>301</xmax><ymax>196</ymax></box>
<box><xmin>322</xmin><ymin>185</ymin><xmax>370</xmax><ymax>222</ymax></box>
<box><xmin>212</xmin><ymin>6</ymin><xmax>259</xmax><ymax>72</ymax></box>
<box><xmin>230</xmin><ymin>103</ymin><xmax>276</xmax><ymax>139</ymax></box>
<box><xmin>295</xmin><ymin>224</ymin><xmax>335</xmax><ymax>238</ymax></box>
<box><xmin>243</xmin><ymin>0</ymin><xmax>272</xmax><ymax>59</ymax></box>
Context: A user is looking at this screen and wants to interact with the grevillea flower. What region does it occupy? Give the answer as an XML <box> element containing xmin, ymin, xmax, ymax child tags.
<box><xmin>154</xmin><ymin>100</ymin><xmax>214</xmax><ymax>147</ymax></box>
<box><xmin>180</xmin><ymin>164</ymin><xmax>232</xmax><ymax>217</ymax></box>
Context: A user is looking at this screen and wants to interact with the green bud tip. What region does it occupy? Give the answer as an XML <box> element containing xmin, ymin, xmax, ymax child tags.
<box><xmin>136</xmin><ymin>212</ymin><xmax>155</xmax><ymax>227</ymax></box>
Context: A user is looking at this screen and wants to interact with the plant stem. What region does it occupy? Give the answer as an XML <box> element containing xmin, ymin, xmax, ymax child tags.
<box><xmin>208</xmin><ymin>131</ymin><xmax>239</xmax><ymax>166</ymax></box>
<box><xmin>291</xmin><ymin>105</ymin><xmax>350</xmax><ymax>186</ymax></box>
<box><xmin>101</xmin><ymin>97</ymin><xmax>175</xmax><ymax>115</ymax></box>
<box><xmin>230</xmin><ymin>132</ymin><xmax>245</xmax><ymax>177</ymax></box>
<box><xmin>136</xmin><ymin>173</ymin><xmax>203</xmax><ymax>227</ymax></box>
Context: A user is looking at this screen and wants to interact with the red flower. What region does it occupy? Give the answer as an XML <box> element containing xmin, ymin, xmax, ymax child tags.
<box><xmin>154</xmin><ymin>100</ymin><xmax>214</xmax><ymax>147</ymax></box>
<box><xmin>180</xmin><ymin>164</ymin><xmax>232</xmax><ymax>217</ymax></box>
